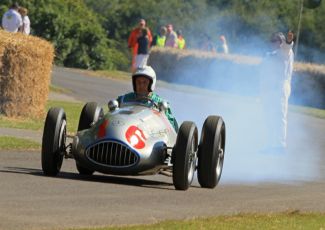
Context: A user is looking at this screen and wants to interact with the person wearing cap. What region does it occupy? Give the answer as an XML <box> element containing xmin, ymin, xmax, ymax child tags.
<box><xmin>152</xmin><ymin>26</ymin><xmax>167</xmax><ymax>47</ymax></box>
<box><xmin>117</xmin><ymin>66</ymin><xmax>178</xmax><ymax>131</ymax></box>
<box><xmin>165</xmin><ymin>24</ymin><xmax>178</xmax><ymax>48</ymax></box>
<box><xmin>259</xmin><ymin>31</ymin><xmax>294</xmax><ymax>153</ymax></box>
<box><xmin>1</xmin><ymin>2</ymin><xmax>22</xmax><ymax>33</ymax></box>
<box><xmin>128</xmin><ymin>19</ymin><xmax>153</xmax><ymax>72</ymax></box>
<box><xmin>177</xmin><ymin>30</ymin><xmax>186</xmax><ymax>49</ymax></box>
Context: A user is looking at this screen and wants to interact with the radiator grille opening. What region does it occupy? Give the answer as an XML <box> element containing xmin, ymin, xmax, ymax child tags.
<box><xmin>86</xmin><ymin>141</ymin><xmax>138</xmax><ymax>167</ymax></box>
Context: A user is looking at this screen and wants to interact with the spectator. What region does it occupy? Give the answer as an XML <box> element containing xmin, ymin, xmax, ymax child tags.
<box><xmin>18</xmin><ymin>7</ymin><xmax>30</xmax><ymax>35</ymax></box>
<box><xmin>128</xmin><ymin>19</ymin><xmax>153</xmax><ymax>72</ymax></box>
<box><xmin>286</xmin><ymin>30</ymin><xmax>294</xmax><ymax>49</ymax></box>
<box><xmin>217</xmin><ymin>35</ymin><xmax>229</xmax><ymax>54</ymax></box>
<box><xmin>135</xmin><ymin>28</ymin><xmax>150</xmax><ymax>69</ymax></box>
<box><xmin>199</xmin><ymin>34</ymin><xmax>216</xmax><ymax>52</ymax></box>
<box><xmin>165</xmin><ymin>24</ymin><xmax>178</xmax><ymax>48</ymax></box>
<box><xmin>177</xmin><ymin>30</ymin><xmax>186</xmax><ymax>49</ymax></box>
<box><xmin>152</xmin><ymin>26</ymin><xmax>167</xmax><ymax>47</ymax></box>
<box><xmin>259</xmin><ymin>31</ymin><xmax>294</xmax><ymax>153</ymax></box>
<box><xmin>1</xmin><ymin>2</ymin><xmax>22</xmax><ymax>33</ymax></box>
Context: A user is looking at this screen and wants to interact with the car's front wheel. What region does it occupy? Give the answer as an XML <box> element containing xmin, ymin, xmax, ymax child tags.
<box><xmin>197</xmin><ymin>116</ymin><xmax>226</xmax><ymax>188</ymax></box>
<box><xmin>172</xmin><ymin>121</ymin><xmax>198</xmax><ymax>190</ymax></box>
<box><xmin>41</xmin><ymin>107</ymin><xmax>66</xmax><ymax>176</ymax></box>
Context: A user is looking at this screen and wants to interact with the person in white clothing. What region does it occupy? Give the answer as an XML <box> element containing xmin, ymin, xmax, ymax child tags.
<box><xmin>1</xmin><ymin>3</ymin><xmax>22</xmax><ymax>33</ymax></box>
<box><xmin>18</xmin><ymin>7</ymin><xmax>31</xmax><ymax>35</ymax></box>
<box><xmin>218</xmin><ymin>35</ymin><xmax>229</xmax><ymax>54</ymax></box>
<box><xmin>165</xmin><ymin>24</ymin><xmax>178</xmax><ymax>48</ymax></box>
<box><xmin>260</xmin><ymin>31</ymin><xmax>294</xmax><ymax>153</ymax></box>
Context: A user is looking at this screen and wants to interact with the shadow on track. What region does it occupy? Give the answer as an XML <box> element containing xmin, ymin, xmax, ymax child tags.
<box><xmin>0</xmin><ymin>166</ymin><xmax>175</xmax><ymax>190</ymax></box>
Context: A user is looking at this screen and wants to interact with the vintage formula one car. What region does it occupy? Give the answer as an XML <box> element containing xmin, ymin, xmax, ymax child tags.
<box><xmin>41</xmin><ymin>98</ymin><xmax>226</xmax><ymax>190</ymax></box>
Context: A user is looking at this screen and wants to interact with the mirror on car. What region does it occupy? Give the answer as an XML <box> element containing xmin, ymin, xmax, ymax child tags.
<box><xmin>159</xmin><ymin>100</ymin><xmax>169</xmax><ymax>111</ymax></box>
<box><xmin>108</xmin><ymin>100</ymin><xmax>119</xmax><ymax>111</ymax></box>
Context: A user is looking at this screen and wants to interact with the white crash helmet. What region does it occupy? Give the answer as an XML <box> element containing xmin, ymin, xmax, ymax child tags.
<box><xmin>132</xmin><ymin>65</ymin><xmax>157</xmax><ymax>92</ymax></box>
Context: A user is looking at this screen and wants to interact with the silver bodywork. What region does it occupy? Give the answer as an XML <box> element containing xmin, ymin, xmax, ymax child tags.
<box><xmin>72</xmin><ymin>103</ymin><xmax>177</xmax><ymax>175</ymax></box>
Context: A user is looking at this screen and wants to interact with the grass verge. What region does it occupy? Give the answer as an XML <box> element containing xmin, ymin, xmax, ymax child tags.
<box><xmin>290</xmin><ymin>105</ymin><xmax>325</xmax><ymax>119</ymax></box>
<box><xmin>69</xmin><ymin>68</ymin><xmax>131</xmax><ymax>81</ymax></box>
<box><xmin>74</xmin><ymin>212</ymin><xmax>325</xmax><ymax>230</ymax></box>
<box><xmin>50</xmin><ymin>84</ymin><xmax>71</xmax><ymax>94</ymax></box>
<box><xmin>0</xmin><ymin>136</ymin><xmax>40</xmax><ymax>150</ymax></box>
<box><xmin>0</xmin><ymin>100</ymin><xmax>84</xmax><ymax>133</ymax></box>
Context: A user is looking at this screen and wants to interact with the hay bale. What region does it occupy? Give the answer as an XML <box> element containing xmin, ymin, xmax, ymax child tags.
<box><xmin>0</xmin><ymin>30</ymin><xmax>54</xmax><ymax>118</ymax></box>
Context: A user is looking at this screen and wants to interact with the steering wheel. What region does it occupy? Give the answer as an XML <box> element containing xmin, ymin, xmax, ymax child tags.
<box><xmin>133</xmin><ymin>96</ymin><xmax>159</xmax><ymax>109</ymax></box>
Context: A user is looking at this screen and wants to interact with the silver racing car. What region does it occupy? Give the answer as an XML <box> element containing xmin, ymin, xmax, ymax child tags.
<box><xmin>41</xmin><ymin>98</ymin><xmax>226</xmax><ymax>190</ymax></box>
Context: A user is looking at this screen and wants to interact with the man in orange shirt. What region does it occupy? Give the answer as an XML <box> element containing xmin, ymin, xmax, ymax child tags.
<box><xmin>128</xmin><ymin>19</ymin><xmax>152</xmax><ymax>72</ymax></box>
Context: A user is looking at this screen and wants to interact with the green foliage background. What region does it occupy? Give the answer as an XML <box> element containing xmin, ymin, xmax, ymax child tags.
<box><xmin>1</xmin><ymin>0</ymin><xmax>324</xmax><ymax>70</ymax></box>
<box><xmin>0</xmin><ymin>0</ymin><xmax>129</xmax><ymax>70</ymax></box>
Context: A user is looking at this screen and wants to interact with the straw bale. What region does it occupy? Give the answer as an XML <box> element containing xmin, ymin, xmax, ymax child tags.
<box><xmin>0</xmin><ymin>30</ymin><xmax>54</xmax><ymax>118</ymax></box>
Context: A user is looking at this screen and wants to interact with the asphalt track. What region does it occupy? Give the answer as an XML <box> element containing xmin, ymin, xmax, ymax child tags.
<box><xmin>0</xmin><ymin>67</ymin><xmax>325</xmax><ymax>230</ymax></box>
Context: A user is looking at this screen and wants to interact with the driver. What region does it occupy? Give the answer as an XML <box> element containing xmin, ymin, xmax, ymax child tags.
<box><xmin>117</xmin><ymin>66</ymin><xmax>178</xmax><ymax>132</ymax></box>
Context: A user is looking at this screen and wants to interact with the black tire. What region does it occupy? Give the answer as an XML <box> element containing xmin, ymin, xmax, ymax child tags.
<box><xmin>198</xmin><ymin>116</ymin><xmax>226</xmax><ymax>188</ymax></box>
<box><xmin>42</xmin><ymin>108</ymin><xmax>66</xmax><ymax>176</ymax></box>
<box><xmin>76</xmin><ymin>102</ymin><xmax>103</xmax><ymax>175</ymax></box>
<box><xmin>78</xmin><ymin>102</ymin><xmax>104</xmax><ymax>131</ymax></box>
<box><xmin>172</xmin><ymin>121</ymin><xmax>198</xmax><ymax>190</ymax></box>
<box><xmin>76</xmin><ymin>162</ymin><xmax>94</xmax><ymax>175</ymax></box>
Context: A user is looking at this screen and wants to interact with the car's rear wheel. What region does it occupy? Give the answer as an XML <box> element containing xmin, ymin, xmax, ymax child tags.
<box><xmin>198</xmin><ymin>116</ymin><xmax>226</xmax><ymax>188</ymax></box>
<box><xmin>42</xmin><ymin>108</ymin><xmax>66</xmax><ymax>176</ymax></box>
<box><xmin>76</xmin><ymin>102</ymin><xmax>104</xmax><ymax>175</ymax></box>
<box><xmin>172</xmin><ymin>121</ymin><xmax>198</xmax><ymax>190</ymax></box>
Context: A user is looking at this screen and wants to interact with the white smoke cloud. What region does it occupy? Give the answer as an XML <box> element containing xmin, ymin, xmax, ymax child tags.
<box><xmin>156</xmin><ymin>54</ymin><xmax>324</xmax><ymax>185</ymax></box>
<box><xmin>151</xmin><ymin>9</ymin><xmax>324</xmax><ymax>184</ymax></box>
<box><xmin>158</xmin><ymin>80</ymin><xmax>322</xmax><ymax>184</ymax></box>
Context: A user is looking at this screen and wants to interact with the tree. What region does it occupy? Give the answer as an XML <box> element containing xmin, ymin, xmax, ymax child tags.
<box><xmin>0</xmin><ymin>0</ymin><xmax>128</xmax><ymax>70</ymax></box>
<box><xmin>2</xmin><ymin>0</ymin><xmax>324</xmax><ymax>68</ymax></box>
